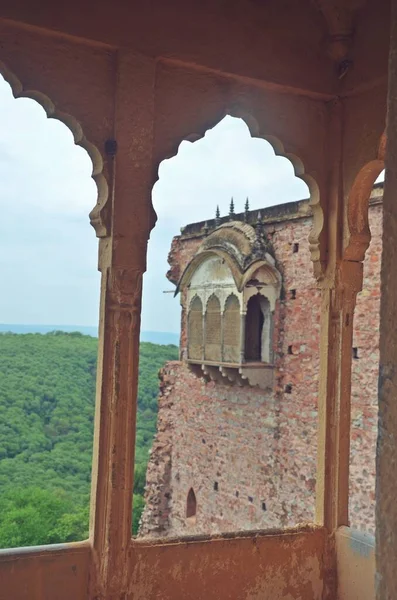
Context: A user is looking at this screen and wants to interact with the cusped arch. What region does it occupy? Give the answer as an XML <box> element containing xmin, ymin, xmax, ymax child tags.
<box><xmin>177</xmin><ymin>250</ymin><xmax>242</xmax><ymax>295</ymax></box>
<box><xmin>344</xmin><ymin>133</ymin><xmax>385</xmax><ymax>263</ymax></box>
<box><xmin>242</xmin><ymin>260</ymin><xmax>282</xmax><ymax>288</ymax></box>
<box><xmin>189</xmin><ymin>294</ymin><xmax>204</xmax><ymax>312</ymax></box>
<box><xmin>188</xmin><ymin>295</ymin><xmax>204</xmax><ymax>360</ymax></box>
<box><xmin>205</xmin><ymin>293</ymin><xmax>222</xmax><ymax>312</ymax></box>
<box><xmin>204</xmin><ymin>294</ymin><xmax>222</xmax><ymax>362</ymax></box>
<box><xmin>223</xmin><ymin>294</ymin><xmax>241</xmax><ymax>363</ymax></box>
<box><xmin>153</xmin><ymin>106</ymin><xmax>322</xmax><ymax>277</ymax></box>
<box><xmin>0</xmin><ymin>60</ymin><xmax>109</xmax><ymax>238</ymax></box>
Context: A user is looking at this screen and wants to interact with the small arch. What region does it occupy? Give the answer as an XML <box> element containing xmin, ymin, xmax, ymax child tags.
<box><xmin>0</xmin><ymin>61</ymin><xmax>108</xmax><ymax>238</ymax></box>
<box><xmin>188</xmin><ymin>296</ymin><xmax>204</xmax><ymax>360</ymax></box>
<box><xmin>344</xmin><ymin>134</ymin><xmax>385</xmax><ymax>263</ymax></box>
<box><xmin>223</xmin><ymin>294</ymin><xmax>241</xmax><ymax>363</ymax></box>
<box><xmin>245</xmin><ymin>294</ymin><xmax>272</xmax><ymax>363</ymax></box>
<box><xmin>204</xmin><ymin>294</ymin><xmax>222</xmax><ymax>362</ymax></box>
<box><xmin>186</xmin><ymin>488</ymin><xmax>197</xmax><ymax>520</ymax></box>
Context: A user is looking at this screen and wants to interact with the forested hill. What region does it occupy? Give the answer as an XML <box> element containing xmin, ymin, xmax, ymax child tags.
<box><xmin>0</xmin><ymin>332</ymin><xmax>178</xmax><ymax>547</ymax></box>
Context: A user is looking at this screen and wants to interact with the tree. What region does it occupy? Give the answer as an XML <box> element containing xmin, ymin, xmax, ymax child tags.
<box><xmin>0</xmin><ymin>332</ymin><xmax>178</xmax><ymax>546</ymax></box>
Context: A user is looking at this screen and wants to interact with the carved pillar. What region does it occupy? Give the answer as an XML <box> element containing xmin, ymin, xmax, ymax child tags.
<box><xmin>240</xmin><ymin>312</ymin><xmax>246</xmax><ymax>364</ymax></box>
<box><xmin>89</xmin><ymin>50</ymin><xmax>156</xmax><ymax>599</ymax></box>
<box><xmin>313</xmin><ymin>97</ymin><xmax>366</xmax><ymax>537</ymax></box>
<box><xmin>377</xmin><ymin>5</ymin><xmax>397</xmax><ymax>598</ymax></box>
<box><xmin>202</xmin><ymin>309</ymin><xmax>206</xmax><ymax>361</ymax></box>
<box><xmin>316</xmin><ymin>261</ymin><xmax>362</xmax><ymax>530</ymax></box>
<box><xmin>220</xmin><ymin>305</ymin><xmax>225</xmax><ymax>362</ymax></box>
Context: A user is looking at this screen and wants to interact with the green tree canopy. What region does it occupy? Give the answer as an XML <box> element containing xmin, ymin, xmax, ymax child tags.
<box><xmin>0</xmin><ymin>332</ymin><xmax>178</xmax><ymax>545</ymax></box>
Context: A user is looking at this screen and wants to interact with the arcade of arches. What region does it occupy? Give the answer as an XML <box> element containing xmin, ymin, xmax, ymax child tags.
<box><xmin>0</xmin><ymin>2</ymin><xmax>396</xmax><ymax>600</ymax></box>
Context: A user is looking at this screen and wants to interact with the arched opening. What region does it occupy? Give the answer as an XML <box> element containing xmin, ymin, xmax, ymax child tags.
<box><xmin>186</xmin><ymin>487</ymin><xmax>197</xmax><ymax>520</ymax></box>
<box><xmin>188</xmin><ymin>296</ymin><xmax>204</xmax><ymax>360</ymax></box>
<box><xmin>0</xmin><ymin>74</ymin><xmax>99</xmax><ymax>548</ymax></box>
<box><xmin>137</xmin><ymin>114</ymin><xmax>319</xmax><ymax>539</ymax></box>
<box><xmin>204</xmin><ymin>294</ymin><xmax>222</xmax><ymax>362</ymax></box>
<box><xmin>245</xmin><ymin>295</ymin><xmax>271</xmax><ymax>362</ymax></box>
<box><xmin>223</xmin><ymin>294</ymin><xmax>241</xmax><ymax>363</ymax></box>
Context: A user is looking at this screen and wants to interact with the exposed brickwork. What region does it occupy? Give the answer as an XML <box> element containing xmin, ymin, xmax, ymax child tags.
<box><xmin>349</xmin><ymin>201</ymin><xmax>381</xmax><ymax>535</ymax></box>
<box><xmin>140</xmin><ymin>196</ymin><xmax>381</xmax><ymax>537</ymax></box>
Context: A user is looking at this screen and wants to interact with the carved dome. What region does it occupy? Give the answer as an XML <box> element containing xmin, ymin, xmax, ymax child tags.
<box><xmin>177</xmin><ymin>219</ymin><xmax>277</xmax><ymax>295</ymax></box>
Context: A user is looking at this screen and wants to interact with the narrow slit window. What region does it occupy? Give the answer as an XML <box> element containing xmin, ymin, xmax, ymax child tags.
<box><xmin>186</xmin><ymin>488</ymin><xmax>197</xmax><ymax>519</ymax></box>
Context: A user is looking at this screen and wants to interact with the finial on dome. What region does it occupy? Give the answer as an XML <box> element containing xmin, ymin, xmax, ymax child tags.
<box><xmin>215</xmin><ymin>205</ymin><xmax>221</xmax><ymax>227</ymax></box>
<box><xmin>244</xmin><ymin>197</ymin><xmax>250</xmax><ymax>222</ymax></box>
<box><xmin>229</xmin><ymin>197</ymin><xmax>235</xmax><ymax>220</ymax></box>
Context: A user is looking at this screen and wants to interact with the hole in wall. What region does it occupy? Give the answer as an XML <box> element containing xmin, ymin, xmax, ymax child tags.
<box><xmin>186</xmin><ymin>488</ymin><xmax>197</xmax><ymax>519</ymax></box>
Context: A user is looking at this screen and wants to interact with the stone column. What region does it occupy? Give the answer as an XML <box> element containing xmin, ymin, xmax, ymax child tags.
<box><xmin>202</xmin><ymin>309</ymin><xmax>206</xmax><ymax>361</ymax></box>
<box><xmin>89</xmin><ymin>50</ymin><xmax>156</xmax><ymax>600</ymax></box>
<box><xmin>316</xmin><ymin>261</ymin><xmax>362</xmax><ymax>531</ymax></box>
<box><xmin>220</xmin><ymin>305</ymin><xmax>225</xmax><ymax>362</ymax></box>
<box><xmin>240</xmin><ymin>312</ymin><xmax>246</xmax><ymax>363</ymax></box>
<box><xmin>377</xmin><ymin>4</ymin><xmax>397</xmax><ymax>597</ymax></box>
<box><xmin>313</xmin><ymin>97</ymin><xmax>365</xmax><ymax>535</ymax></box>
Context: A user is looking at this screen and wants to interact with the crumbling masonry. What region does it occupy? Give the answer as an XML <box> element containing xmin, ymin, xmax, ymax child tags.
<box><xmin>140</xmin><ymin>187</ymin><xmax>381</xmax><ymax>538</ymax></box>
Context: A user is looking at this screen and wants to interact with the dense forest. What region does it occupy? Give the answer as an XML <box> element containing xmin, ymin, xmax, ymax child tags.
<box><xmin>0</xmin><ymin>331</ymin><xmax>178</xmax><ymax>547</ymax></box>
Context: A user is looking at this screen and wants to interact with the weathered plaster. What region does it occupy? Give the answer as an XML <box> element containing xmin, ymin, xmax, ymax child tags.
<box><xmin>0</xmin><ymin>543</ymin><xmax>90</xmax><ymax>600</ymax></box>
<box><xmin>336</xmin><ymin>527</ymin><xmax>375</xmax><ymax>600</ymax></box>
<box><xmin>129</xmin><ymin>527</ymin><xmax>327</xmax><ymax>600</ymax></box>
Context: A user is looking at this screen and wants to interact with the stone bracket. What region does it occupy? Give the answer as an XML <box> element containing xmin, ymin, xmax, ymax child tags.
<box><xmin>187</xmin><ymin>360</ymin><xmax>274</xmax><ymax>390</ymax></box>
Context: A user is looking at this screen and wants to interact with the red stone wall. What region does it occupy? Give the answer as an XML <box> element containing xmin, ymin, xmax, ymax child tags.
<box><xmin>140</xmin><ymin>199</ymin><xmax>381</xmax><ymax>537</ymax></box>
<box><xmin>349</xmin><ymin>201</ymin><xmax>381</xmax><ymax>535</ymax></box>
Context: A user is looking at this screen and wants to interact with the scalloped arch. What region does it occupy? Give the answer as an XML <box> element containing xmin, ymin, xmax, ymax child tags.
<box><xmin>205</xmin><ymin>292</ymin><xmax>222</xmax><ymax>312</ymax></box>
<box><xmin>344</xmin><ymin>133</ymin><xmax>385</xmax><ymax>262</ymax></box>
<box><xmin>176</xmin><ymin>250</ymin><xmax>243</xmax><ymax>295</ymax></box>
<box><xmin>153</xmin><ymin>109</ymin><xmax>322</xmax><ymax>276</ymax></box>
<box><xmin>188</xmin><ymin>293</ymin><xmax>204</xmax><ymax>311</ymax></box>
<box><xmin>242</xmin><ymin>260</ymin><xmax>282</xmax><ymax>288</ymax></box>
<box><xmin>0</xmin><ymin>60</ymin><xmax>109</xmax><ymax>238</ymax></box>
<box><xmin>224</xmin><ymin>292</ymin><xmax>240</xmax><ymax>306</ymax></box>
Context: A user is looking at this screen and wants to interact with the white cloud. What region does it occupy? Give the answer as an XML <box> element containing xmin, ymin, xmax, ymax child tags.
<box><xmin>144</xmin><ymin>116</ymin><xmax>308</xmax><ymax>334</ymax></box>
<box><xmin>0</xmin><ymin>76</ymin><xmax>99</xmax><ymax>326</ymax></box>
<box><xmin>0</xmin><ymin>78</ymin><xmax>308</xmax><ymax>334</ymax></box>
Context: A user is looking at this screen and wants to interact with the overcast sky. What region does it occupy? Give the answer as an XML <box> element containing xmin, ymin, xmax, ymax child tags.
<box><xmin>0</xmin><ymin>75</ymin><xmax>310</xmax><ymax>334</ymax></box>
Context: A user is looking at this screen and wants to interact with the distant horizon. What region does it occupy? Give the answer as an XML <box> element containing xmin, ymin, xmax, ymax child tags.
<box><xmin>0</xmin><ymin>321</ymin><xmax>179</xmax><ymax>334</ymax></box>
<box><xmin>0</xmin><ymin>323</ymin><xmax>180</xmax><ymax>346</ymax></box>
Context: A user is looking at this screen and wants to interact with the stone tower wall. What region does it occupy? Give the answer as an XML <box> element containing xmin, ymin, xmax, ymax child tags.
<box><xmin>140</xmin><ymin>197</ymin><xmax>381</xmax><ymax>537</ymax></box>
